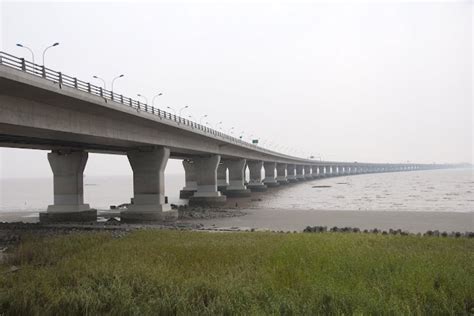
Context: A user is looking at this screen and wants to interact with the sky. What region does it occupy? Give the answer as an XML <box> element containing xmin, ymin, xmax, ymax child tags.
<box><xmin>0</xmin><ymin>0</ymin><xmax>472</xmax><ymax>178</ymax></box>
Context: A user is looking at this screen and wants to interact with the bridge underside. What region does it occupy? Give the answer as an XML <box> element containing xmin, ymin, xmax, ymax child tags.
<box><xmin>0</xmin><ymin>130</ymin><xmax>205</xmax><ymax>160</ymax></box>
<box><xmin>0</xmin><ymin>63</ymin><xmax>452</xmax><ymax>223</ymax></box>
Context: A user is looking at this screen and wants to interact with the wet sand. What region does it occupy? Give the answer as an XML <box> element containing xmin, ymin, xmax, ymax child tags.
<box><xmin>0</xmin><ymin>208</ymin><xmax>472</xmax><ymax>233</ymax></box>
<box><xmin>182</xmin><ymin>208</ymin><xmax>474</xmax><ymax>233</ymax></box>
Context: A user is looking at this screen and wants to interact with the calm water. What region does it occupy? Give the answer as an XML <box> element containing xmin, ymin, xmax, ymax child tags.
<box><xmin>0</xmin><ymin>168</ymin><xmax>472</xmax><ymax>213</ymax></box>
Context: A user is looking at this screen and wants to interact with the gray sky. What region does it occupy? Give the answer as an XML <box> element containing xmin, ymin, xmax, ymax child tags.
<box><xmin>0</xmin><ymin>0</ymin><xmax>472</xmax><ymax>178</ymax></box>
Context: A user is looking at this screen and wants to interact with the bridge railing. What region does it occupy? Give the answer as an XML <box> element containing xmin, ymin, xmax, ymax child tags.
<box><xmin>0</xmin><ymin>50</ymin><xmax>299</xmax><ymax>159</ymax></box>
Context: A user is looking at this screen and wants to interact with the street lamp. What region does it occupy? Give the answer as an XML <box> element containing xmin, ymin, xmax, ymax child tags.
<box><xmin>92</xmin><ymin>75</ymin><xmax>106</xmax><ymax>89</ymax></box>
<box><xmin>152</xmin><ymin>93</ymin><xmax>163</xmax><ymax>106</ymax></box>
<box><xmin>111</xmin><ymin>74</ymin><xmax>124</xmax><ymax>92</ymax></box>
<box><xmin>16</xmin><ymin>43</ymin><xmax>35</xmax><ymax>64</ymax></box>
<box><xmin>167</xmin><ymin>106</ymin><xmax>177</xmax><ymax>115</ymax></box>
<box><xmin>137</xmin><ymin>94</ymin><xmax>148</xmax><ymax>104</ymax></box>
<box><xmin>228</xmin><ymin>127</ymin><xmax>235</xmax><ymax>134</ymax></box>
<box><xmin>179</xmin><ymin>105</ymin><xmax>189</xmax><ymax>117</ymax></box>
<box><xmin>42</xmin><ymin>42</ymin><xmax>59</xmax><ymax>66</ymax></box>
<box><xmin>199</xmin><ymin>114</ymin><xmax>208</xmax><ymax>124</ymax></box>
<box><xmin>217</xmin><ymin>121</ymin><xmax>223</xmax><ymax>130</ymax></box>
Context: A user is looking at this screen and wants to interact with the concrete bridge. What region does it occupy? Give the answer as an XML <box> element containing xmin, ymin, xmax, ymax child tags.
<box><xmin>0</xmin><ymin>51</ymin><xmax>451</xmax><ymax>222</ymax></box>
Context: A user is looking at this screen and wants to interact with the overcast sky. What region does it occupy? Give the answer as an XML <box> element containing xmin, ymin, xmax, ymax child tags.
<box><xmin>0</xmin><ymin>0</ymin><xmax>472</xmax><ymax>178</ymax></box>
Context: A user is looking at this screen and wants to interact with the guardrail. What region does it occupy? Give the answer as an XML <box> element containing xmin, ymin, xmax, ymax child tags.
<box><xmin>0</xmin><ymin>50</ymin><xmax>299</xmax><ymax>159</ymax></box>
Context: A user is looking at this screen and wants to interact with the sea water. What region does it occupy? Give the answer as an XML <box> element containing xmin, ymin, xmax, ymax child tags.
<box><xmin>0</xmin><ymin>168</ymin><xmax>472</xmax><ymax>214</ymax></box>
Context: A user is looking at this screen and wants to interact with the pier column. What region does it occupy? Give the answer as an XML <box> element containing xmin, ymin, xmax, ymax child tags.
<box><xmin>179</xmin><ymin>159</ymin><xmax>197</xmax><ymax>199</ymax></box>
<box><xmin>189</xmin><ymin>155</ymin><xmax>227</xmax><ymax>206</ymax></box>
<box><xmin>332</xmin><ymin>166</ymin><xmax>339</xmax><ymax>176</ymax></box>
<box><xmin>121</xmin><ymin>147</ymin><xmax>177</xmax><ymax>222</ymax></box>
<box><xmin>312</xmin><ymin>166</ymin><xmax>319</xmax><ymax>179</ymax></box>
<box><xmin>318</xmin><ymin>166</ymin><xmax>325</xmax><ymax>177</ymax></box>
<box><xmin>217</xmin><ymin>161</ymin><xmax>228</xmax><ymax>190</ymax></box>
<box><xmin>247</xmin><ymin>160</ymin><xmax>267</xmax><ymax>192</ymax></box>
<box><xmin>304</xmin><ymin>165</ymin><xmax>312</xmax><ymax>180</ymax></box>
<box><xmin>263</xmin><ymin>161</ymin><xmax>279</xmax><ymax>187</ymax></box>
<box><xmin>225</xmin><ymin>159</ymin><xmax>251</xmax><ymax>197</ymax></box>
<box><xmin>287</xmin><ymin>164</ymin><xmax>297</xmax><ymax>182</ymax></box>
<box><xmin>41</xmin><ymin>150</ymin><xmax>95</xmax><ymax>223</ymax></box>
<box><xmin>276</xmin><ymin>163</ymin><xmax>289</xmax><ymax>184</ymax></box>
<box><xmin>296</xmin><ymin>165</ymin><xmax>305</xmax><ymax>180</ymax></box>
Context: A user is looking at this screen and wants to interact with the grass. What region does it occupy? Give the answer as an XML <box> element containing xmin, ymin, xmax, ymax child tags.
<box><xmin>0</xmin><ymin>230</ymin><xmax>472</xmax><ymax>315</ymax></box>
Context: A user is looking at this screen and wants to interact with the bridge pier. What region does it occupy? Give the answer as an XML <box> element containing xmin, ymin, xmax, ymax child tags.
<box><xmin>121</xmin><ymin>147</ymin><xmax>177</xmax><ymax>223</ymax></box>
<box><xmin>304</xmin><ymin>165</ymin><xmax>312</xmax><ymax>180</ymax></box>
<box><xmin>287</xmin><ymin>164</ymin><xmax>297</xmax><ymax>182</ymax></box>
<box><xmin>296</xmin><ymin>165</ymin><xmax>305</xmax><ymax>181</ymax></box>
<box><xmin>225</xmin><ymin>159</ymin><xmax>251</xmax><ymax>197</ymax></box>
<box><xmin>217</xmin><ymin>161</ymin><xmax>228</xmax><ymax>191</ymax></box>
<box><xmin>179</xmin><ymin>159</ymin><xmax>197</xmax><ymax>199</ymax></box>
<box><xmin>263</xmin><ymin>162</ymin><xmax>279</xmax><ymax>187</ymax></box>
<box><xmin>246</xmin><ymin>161</ymin><xmax>267</xmax><ymax>192</ymax></box>
<box><xmin>40</xmin><ymin>150</ymin><xmax>96</xmax><ymax>223</ymax></box>
<box><xmin>189</xmin><ymin>155</ymin><xmax>227</xmax><ymax>206</ymax></box>
<box><xmin>317</xmin><ymin>166</ymin><xmax>325</xmax><ymax>178</ymax></box>
<box><xmin>276</xmin><ymin>163</ymin><xmax>289</xmax><ymax>184</ymax></box>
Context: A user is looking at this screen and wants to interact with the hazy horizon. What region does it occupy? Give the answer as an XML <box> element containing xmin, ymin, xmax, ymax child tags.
<box><xmin>0</xmin><ymin>0</ymin><xmax>472</xmax><ymax>178</ymax></box>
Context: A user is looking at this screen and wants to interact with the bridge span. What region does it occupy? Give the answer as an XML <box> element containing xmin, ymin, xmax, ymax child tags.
<box><xmin>0</xmin><ymin>51</ymin><xmax>451</xmax><ymax>222</ymax></box>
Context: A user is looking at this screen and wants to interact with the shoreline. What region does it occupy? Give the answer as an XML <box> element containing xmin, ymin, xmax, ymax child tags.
<box><xmin>0</xmin><ymin>207</ymin><xmax>472</xmax><ymax>233</ymax></box>
<box><xmin>181</xmin><ymin>208</ymin><xmax>473</xmax><ymax>233</ymax></box>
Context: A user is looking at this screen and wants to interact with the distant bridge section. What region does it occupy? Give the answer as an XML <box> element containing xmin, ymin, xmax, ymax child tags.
<box><xmin>0</xmin><ymin>51</ymin><xmax>456</xmax><ymax>222</ymax></box>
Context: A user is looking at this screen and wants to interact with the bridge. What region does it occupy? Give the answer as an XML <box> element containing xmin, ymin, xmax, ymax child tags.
<box><xmin>0</xmin><ymin>51</ymin><xmax>452</xmax><ymax>222</ymax></box>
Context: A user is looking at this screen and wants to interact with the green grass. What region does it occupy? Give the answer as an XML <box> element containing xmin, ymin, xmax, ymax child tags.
<box><xmin>0</xmin><ymin>230</ymin><xmax>472</xmax><ymax>315</ymax></box>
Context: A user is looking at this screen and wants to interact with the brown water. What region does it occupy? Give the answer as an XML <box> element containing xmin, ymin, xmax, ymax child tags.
<box><xmin>0</xmin><ymin>169</ymin><xmax>472</xmax><ymax>219</ymax></box>
<box><xmin>250</xmin><ymin>168</ymin><xmax>473</xmax><ymax>212</ymax></box>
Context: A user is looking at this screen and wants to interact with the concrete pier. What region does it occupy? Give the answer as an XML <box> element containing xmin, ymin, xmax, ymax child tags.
<box><xmin>276</xmin><ymin>163</ymin><xmax>289</xmax><ymax>184</ymax></box>
<box><xmin>217</xmin><ymin>161</ymin><xmax>228</xmax><ymax>191</ymax></box>
<box><xmin>311</xmin><ymin>166</ymin><xmax>319</xmax><ymax>179</ymax></box>
<box><xmin>189</xmin><ymin>155</ymin><xmax>227</xmax><ymax>206</ymax></box>
<box><xmin>287</xmin><ymin>164</ymin><xmax>298</xmax><ymax>182</ymax></box>
<box><xmin>40</xmin><ymin>150</ymin><xmax>96</xmax><ymax>223</ymax></box>
<box><xmin>304</xmin><ymin>165</ymin><xmax>313</xmax><ymax>180</ymax></box>
<box><xmin>247</xmin><ymin>161</ymin><xmax>267</xmax><ymax>192</ymax></box>
<box><xmin>179</xmin><ymin>159</ymin><xmax>197</xmax><ymax>199</ymax></box>
<box><xmin>263</xmin><ymin>162</ymin><xmax>279</xmax><ymax>187</ymax></box>
<box><xmin>296</xmin><ymin>165</ymin><xmax>305</xmax><ymax>181</ymax></box>
<box><xmin>121</xmin><ymin>147</ymin><xmax>177</xmax><ymax>222</ymax></box>
<box><xmin>225</xmin><ymin>159</ymin><xmax>251</xmax><ymax>197</ymax></box>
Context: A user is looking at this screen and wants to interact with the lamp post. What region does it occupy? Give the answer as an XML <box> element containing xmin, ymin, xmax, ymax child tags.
<box><xmin>167</xmin><ymin>106</ymin><xmax>177</xmax><ymax>116</ymax></box>
<box><xmin>199</xmin><ymin>114</ymin><xmax>208</xmax><ymax>124</ymax></box>
<box><xmin>152</xmin><ymin>93</ymin><xmax>163</xmax><ymax>106</ymax></box>
<box><xmin>111</xmin><ymin>74</ymin><xmax>124</xmax><ymax>92</ymax></box>
<box><xmin>16</xmin><ymin>43</ymin><xmax>35</xmax><ymax>64</ymax></box>
<box><xmin>42</xmin><ymin>42</ymin><xmax>59</xmax><ymax>66</ymax></box>
<box><xmin>228</xmin><ymin>127</ymin><xmax>235</xmax><ymax>134</ymax></box>
<box><xmin>137</xmin><ymin>94</ymin><xmax>148</xmax><ymax>104</ymax></box>
<box><xmin>92</xmin><ymin>75</ymin><xmax>106</xmax><ymax>89</ymax></box>
<box><xmin>179</xmin><ymin>105</ymin><xmax>189</xmax><ymax>117</ymax></box>
<box><xmin>217</xmin><ymin>121</ymin><xmax>223</xmax><ymax>130</ymax></box>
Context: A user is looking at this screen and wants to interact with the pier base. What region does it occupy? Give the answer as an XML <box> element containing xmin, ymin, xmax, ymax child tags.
<box><xmin>121</xmin><ymin>147</ymin><xmax>176</xmax><ymax>223</ymax></box>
